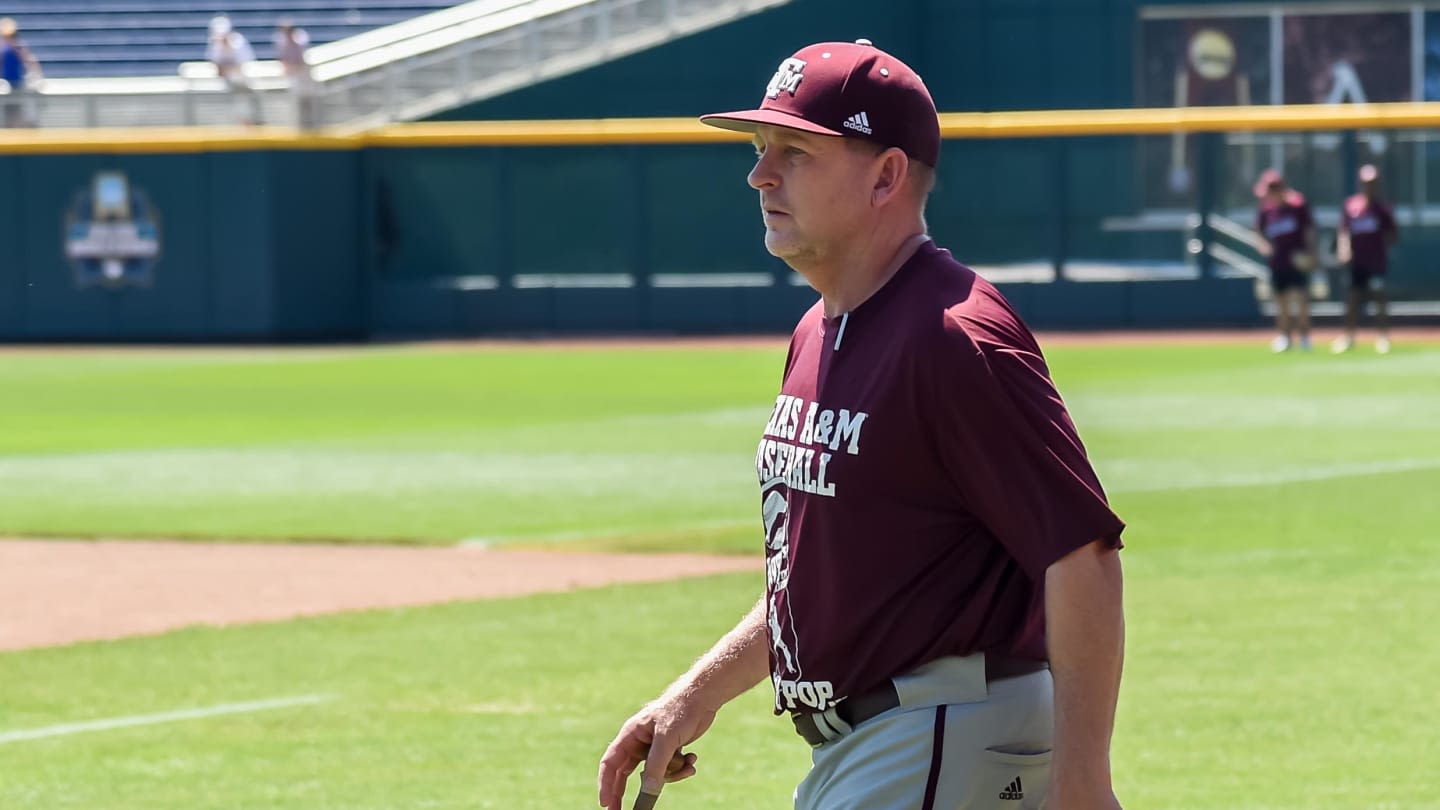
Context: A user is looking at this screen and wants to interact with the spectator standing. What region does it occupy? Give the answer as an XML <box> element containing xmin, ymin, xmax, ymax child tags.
<box><xmin>1</xmin><ymin>18</ymin><xmax>42</xmax><ymax>128</ymax></box>
<box><xmin>274</xmin><ymin>19</ymin><xmax>317</xmax><ymax>129</ymax></box>
<box><xmin>207</xmin><ymin>14</ymin><xmax>262</xmax><ymax>125</ymax></box>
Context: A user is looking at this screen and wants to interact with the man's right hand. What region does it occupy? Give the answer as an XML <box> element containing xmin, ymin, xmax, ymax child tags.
<box><xmin>597</xmin><ymin>696</ymin><xmax>717</xmax><ymax>810</ymax></box>
<box><xmin>597</xmin><ymin>598</ymin><xmax>771</xmax><ymax>808</ymax></box>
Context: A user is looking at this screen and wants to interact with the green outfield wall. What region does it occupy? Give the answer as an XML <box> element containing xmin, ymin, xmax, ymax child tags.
<box><xmin>0</xmin><ymin>130</ymin><xmax>1257</xmax><ymax>341</ymax></box>
<box><xmin>0</xmin><ymin>147</ymin><xmax>364</xmax><ymax>340</ymax></box>
<box><xmin>5</xmin><ymin>116</ymin><xmax>1439</xmax><ymax>341</ymax></box>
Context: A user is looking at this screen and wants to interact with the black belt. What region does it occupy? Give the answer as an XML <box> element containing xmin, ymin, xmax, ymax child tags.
<box><xmin>789</xmin><ymin>655</ymin><xmax>1049</xmax><ymax>748</ymax></box>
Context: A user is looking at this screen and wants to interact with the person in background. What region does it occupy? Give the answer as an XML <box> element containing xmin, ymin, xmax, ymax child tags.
<box><xmin>1334</xmin><ymin>164</ymin><xmax>1399</xmax><ymax>354</ymax></box>
<box><xmin>274</xmin><ymin>19</ymin><xmax>317</xmax><ymax>129</ymax></box>
<box><xmin>1254</xmin><ymin>169</ymin><xmax>1318</xmax><ymax>352</ymax></box>
<box><xmin>1</xmin><ymin>17</ymin><xmax>42</xmax><ymax>128</ymax></box>
<box><xmin>207</xmin><ymin>14</ymin><xmax>262</xmax><ymax>125</ymax></box>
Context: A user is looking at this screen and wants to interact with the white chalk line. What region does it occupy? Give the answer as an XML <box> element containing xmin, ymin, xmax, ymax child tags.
<box><xmin>0</xmin><ymin>694</ymin><xmax>335</xmax><ymax>745</ymax></box>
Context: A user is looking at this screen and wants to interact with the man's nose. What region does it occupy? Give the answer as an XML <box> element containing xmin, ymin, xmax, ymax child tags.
<box><xmin>748</xmin><ymin>154</ymin><xmax>779</xmax><ymax>191</ymax></box>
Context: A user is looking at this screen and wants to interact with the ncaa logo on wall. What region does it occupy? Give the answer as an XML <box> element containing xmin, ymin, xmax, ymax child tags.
<box><xmin>64</xmin><ymin>171</ymin><xmax>161</xmax><ymax>289</ymax></box>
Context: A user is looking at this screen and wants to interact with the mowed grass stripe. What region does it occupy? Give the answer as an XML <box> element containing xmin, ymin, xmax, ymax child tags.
<box><xmin>2</xmin><ymin>341</ymin><xmax>1440</xmax><ymax>546</ymax></box>
<box><xmin>0</xmin><ymin>347</ymin><xmax>785</xmax><ymax>454</ymax></box>
<box><xmin>1</xmin><ymin>446</ymin><xmax>1435</xmax><ymax>544</ymax></box>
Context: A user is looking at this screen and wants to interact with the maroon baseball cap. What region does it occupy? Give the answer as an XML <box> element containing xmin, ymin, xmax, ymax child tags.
<box><xmin>1253</xmin><ymin>168</ymin><xmax>1284</xmax><ymax>198</ymax></box>
<box><xmin>700</xmin><ymin>39</ymin><xmax>941</xmax><ymax>167</ymax></box>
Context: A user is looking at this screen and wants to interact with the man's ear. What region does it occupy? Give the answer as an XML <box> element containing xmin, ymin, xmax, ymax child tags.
<box><xmin>872</xmin><ymin>148</ymin><xmax>910</xmax><ymax>208</ymax></box>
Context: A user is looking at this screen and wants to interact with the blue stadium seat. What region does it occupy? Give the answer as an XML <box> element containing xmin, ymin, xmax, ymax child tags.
<box><xmin>6</xmin><ymin>0</ymin><xmax>456</xmax><ymax>77</ymax></box>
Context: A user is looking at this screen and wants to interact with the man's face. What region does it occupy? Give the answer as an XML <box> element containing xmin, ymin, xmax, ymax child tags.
<box><xmin>746</xmin><ymin>125</ymin><xmax>880</xmax><ymax>266</ymax></box>
<box><xmin>1265</xmin><ymin>183</ymin><xmax>1284</xmax><ymax>204</ymax></box>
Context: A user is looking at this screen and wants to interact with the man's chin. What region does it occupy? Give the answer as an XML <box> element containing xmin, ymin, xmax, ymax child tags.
<box><xmin>763</xmin><ymin>235</ymin><xmax>803</xmax><ymax>261</ymax></box>
<box><xmin>764</xmin><ymin>245</ymin><xmax>820</xmax><ymax>275</ymax></box>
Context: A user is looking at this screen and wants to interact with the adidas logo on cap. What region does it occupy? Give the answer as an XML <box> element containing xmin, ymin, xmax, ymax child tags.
<box><xmin>998</xmin><ymin>776</ymin><xmax>1024</xmax><ymax>801</ymax></box>
<box><xmin>842</xmin><ymin>111</ymin><xmax>873</xmax><ymax>135</ymax></box>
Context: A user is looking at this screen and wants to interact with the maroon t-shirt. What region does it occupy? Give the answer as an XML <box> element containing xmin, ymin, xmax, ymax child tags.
<box><xmin>756</xmin><ymin>240</ymin><xmax>1125</xmax><ymax>715</ymax></box>
<box><xmin>1255</xmin><ymin>192</ymin><xmax>1313</xmax><ymax>271</ymax></box>
<box><xmin>1341</xmin><ymin>194</ymin><xmax>1398</xmax><ymax>273</ymax></box>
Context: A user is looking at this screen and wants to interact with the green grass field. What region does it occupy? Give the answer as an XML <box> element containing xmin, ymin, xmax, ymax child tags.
<box><xmin>1</xmin><ymin>338</ymin><xmax>1438</xmax><ymax>808</ymax></box>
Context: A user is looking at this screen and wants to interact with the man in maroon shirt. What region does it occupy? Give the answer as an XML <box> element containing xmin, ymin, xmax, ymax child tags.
<box><xmin>1253</xmin><ymin>169</ymin><xmax>1319</xmax><ymax>352</ymax></box>
<box><xmin>1334</xmin><ymin>164</ymin><xmax>1399</xmax><ymax>354</ymax></box>
<box><xmin>598</xmin><ymin>39</ymin><xmax>1126</xmax><ymax>810</ymax></box>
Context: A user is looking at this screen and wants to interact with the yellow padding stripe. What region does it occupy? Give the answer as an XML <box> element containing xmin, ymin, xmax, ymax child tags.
<box><xmin>0</xmin><ymin>127</ymin><xmax>361</xmax><ymax>154</ymax></box>
<box><xmin>3</xmin><ymin>102</ymin><xmax>1440</xmax><ymax>154</ymax></box>
<box><xmin>936</xmin><ymin>102</ymin><xmax>1440</xmax><ymax>137</ymax></box>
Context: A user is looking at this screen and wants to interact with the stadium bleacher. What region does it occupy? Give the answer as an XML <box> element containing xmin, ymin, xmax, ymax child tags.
<box><xmin>4</xmin><ymin>0</ymin><xmax>454</xmax><ymax>77</ymax></box>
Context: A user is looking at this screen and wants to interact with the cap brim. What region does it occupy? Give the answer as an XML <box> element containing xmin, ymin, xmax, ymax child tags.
<box><xmin>700</xmin><ymin>108</ymin><xmax>843</xmax><ymax>138</ymax></box>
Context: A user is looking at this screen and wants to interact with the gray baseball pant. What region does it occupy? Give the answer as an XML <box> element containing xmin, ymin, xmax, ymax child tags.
<box><xmin>793</xmin><ymin>654</ymin><xmax>1053</xmax><ymax>810</ymax></box>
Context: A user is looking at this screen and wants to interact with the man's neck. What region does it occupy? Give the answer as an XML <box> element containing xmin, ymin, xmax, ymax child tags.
<box><xmin>800</xmin><ymin>229</ymin><xmax>930</xmax><ymax>319</ymax></box>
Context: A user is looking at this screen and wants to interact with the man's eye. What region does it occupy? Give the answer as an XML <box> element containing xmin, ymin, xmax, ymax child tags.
<box><xmin>785</xmin><ymin>146</ymin><xmax>805</xmax><ymax>156</ymax></box>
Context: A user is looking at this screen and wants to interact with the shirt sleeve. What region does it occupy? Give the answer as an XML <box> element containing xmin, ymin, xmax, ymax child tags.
<box><xmin>931</xmin><ymin>315</ymin><xmax>1125</xmax><ymax>579</ymax></box>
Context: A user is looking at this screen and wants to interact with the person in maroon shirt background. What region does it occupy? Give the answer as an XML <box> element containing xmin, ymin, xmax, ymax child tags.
<box><xmin>598</xmin><ymin>39</ymin><xmax>1126</xmax><ymax>810</ymax></box>
<box><xmin>1253</xmin><ymin>169</ymin><xmax>1318</xmax><ymax>352</ymax></box>
<box><xmin>1334</xmin><ymin>164</ymin><xmax>1399</xmax><ymax>354</ymax></box>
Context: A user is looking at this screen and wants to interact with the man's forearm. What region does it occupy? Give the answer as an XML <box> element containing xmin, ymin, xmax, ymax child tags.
<box><xmin>1046</xmin><ymin>540</ymin><xmax>1125</xmax><ymax>791</ymax></box>
<box><xmin>662</xmin><ymin>598</ymin><xmax>771</xmax><ymax>712</ymax></box>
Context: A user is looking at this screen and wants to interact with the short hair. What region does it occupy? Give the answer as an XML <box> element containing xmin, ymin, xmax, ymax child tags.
<box><xmin>846</xmin><ymin>138</ymin><xmax>936</xmax><ymax>203</ymax></box>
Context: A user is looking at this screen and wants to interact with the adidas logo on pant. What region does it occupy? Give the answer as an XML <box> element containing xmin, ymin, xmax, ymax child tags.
<box><xmin>842</xmin><ymin>111</ymin><xmax>873</xmax><ymax>135</ymax></box>
<box><xmin>998</xmin><ymin>776</ymin><xmax>1024</xmax><ymax>801</ymax></box>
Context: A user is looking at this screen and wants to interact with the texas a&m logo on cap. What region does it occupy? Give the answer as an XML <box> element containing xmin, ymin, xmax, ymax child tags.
<box><xmin>700</xmin><ymin>40</ymin><xmax>942</xmax><ymax>167</ymax></box>
<box><xmin>766</xmin><ymin>57</ymin><xmax>806</xmax><ymax>99</ymax></box>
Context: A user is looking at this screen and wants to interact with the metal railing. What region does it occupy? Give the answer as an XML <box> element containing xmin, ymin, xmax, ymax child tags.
<box><xmin>0</xmin><ymin>0</ymin><xmax>789</xmax><ymax>129</ymax></box>
<box><xmin>1196</xmin><ymin>211</ymin><xmax>1333</xmax><ymax>301</ymax></box>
